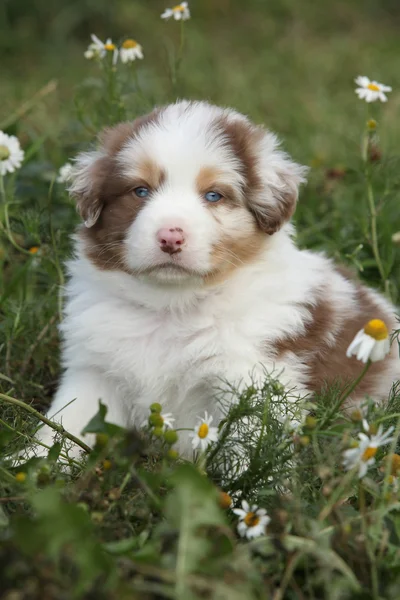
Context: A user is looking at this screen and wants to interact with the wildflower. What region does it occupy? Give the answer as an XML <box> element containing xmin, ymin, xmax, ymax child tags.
<box><xmin>150</xmin><ymin>402</ymin><xmax>162</xmax><ymax>413</ymax></box>
<box><xmin>161</xmin><ymin>2</ymin><xmax>190</xmax><ymax>21</ymax></box>
<box><xmin>346</xmin><ymin>319</ymin><xmax>390</xmax><ymax>363</ymax></box>
<box><xmin>0</xmin><ymin>131</ymin><xmax>24</xmax><ymax>176</ymax></box>
<box><xmin>190</xmin><ymin>411</ymin><xmax>218</xmax><ymax>452</ymax></box>
<box><xmin>29</xmin><ymin>246</ymin><xmax>39</xmax><ymax>255</ymax></box>
<box><xmin>84</xmin><ymin>34</ymin><xmax>118</xmax><ymax>65</ymax></box>
<box><xmin>120</xmin><ymin>39</ymin><xmax>144</xmax><ymax>63</ymax></box>
<box><xmin>103</xmin><ymin>459</ymin><xmax>112</xmax><ymax>470</ymax></box>
<box><xmin>343</xmin><ymin>421</ymin><xmax>394</xmax><ymax>478</ymax></box>
<box><xmin>233</xmin><ymin>500</ymin><xmax>270</xmax><ymax>539</ymax></box>
<box><xmin>57</xmin><ymin>162</ymin><xmax>73</xmax><ymax>183</ymax></box>
<box><xmin>15</xmin><ymin>472</ymin><xmax>26</xmax><ymax>483</ymax></box>
<box><xmin>367</xmin><ymin>119</ymin><xmax>377</xmax><ymax>131</ymax></box>
<box><xmin>219</xmin><ymin>491</ymin><xmax>233</xmax><ymax>510</ymax></box>
<box><xmin>392</xmin><ymin>232</ymin><xmax>400</xmax><ymax>245</ymax></box>
<box><xmin>355</xmin><ymin>76</ymin><xmax>392</xmax><ymax>103</ymax></box>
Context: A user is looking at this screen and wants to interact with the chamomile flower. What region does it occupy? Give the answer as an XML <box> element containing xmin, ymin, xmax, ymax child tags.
<box><xmin>120</xmin><ymin>39</ymin><xmax>144</xmax><ymax>63</ymax></box>
<box><xmin>191</xmin><ymin>411</ymin><xmax>218</xmax><ymax>452</ymax></box>
<box><xmin>343</xmin><ymin>421</ymin><xmax>395</xmax><ymax>478</ymax></box>
<box><xmin>346</xmin><ymin>319</ymin><xmax>390</xmax><ymax>363</ymax></box>
<box><xmin>0</xmin><ymin>131</ymin><xmax>24</xmax><ymax>176</ymax></box>
<box><xmin>161</xmin><ymin>2</ymin><xmax>190</xmax><ymax>21</ymax></box>
<box><xmin>84</xmin><ymin>34</ymin><xmax>118</xmax><ymax>65</ymax></box>
<box><xmin>57</xmin><ymin>162</ymin><xmax>73</xmax><ymax>184</ymax></box>
<box><xmin>355</xmin><ymin>76</ymin><xmax>392</xmax><ymax>103</ymax></box>
<box><xmin>233</xmin><ymin>500</ymin><xmax>270</xmax><ymax>539</ymax></box>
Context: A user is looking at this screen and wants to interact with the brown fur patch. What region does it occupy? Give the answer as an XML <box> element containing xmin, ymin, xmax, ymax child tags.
<box><xmin>205</xmin><ymin>226</ymin><xmax>266</xmax><ymax>286</ymax></box>
<box><xmin>273</xmin><ymin>271</ymin><xmax>397</xmax><ymax>402</ymax></box>
<box><xmin>195</xmin><ymin>166</ymin><xmax>240</xmax><ymax>207</ymax></box>
<box><xmin>136</xmin><ymin>158</ymin><xmax>166</xmax><ymax>190</ymax></box>
<box><xmin>216</xmin><ymin>116</ymin><xmax>298</xmax><ymax>235</ymax></box>
<box><xmin>77</xmin><ymin>109</ymin><xmax>163</xmax><ymax>272</ymax></box>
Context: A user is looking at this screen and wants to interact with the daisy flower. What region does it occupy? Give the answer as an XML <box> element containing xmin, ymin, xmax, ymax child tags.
<box><xmin>84</xmin><ymin>34</ymin><xmax>118</xmax><ymax>65</ymax></box>
<box><xmin>57</xmin><ymin>162</ymin><xmax>73</xmax><ymax>184</ymax></box>
<box><xmin>0</xmin><ymin>131</ymin><xmax>24</xmax><ymax>176</ymax></box>
<box><xmin>355</xmin><ymin>76</ymin><xmax>392</xmax><ymax>103</ymax></box>
<box><xmin>191</xmin><ymin>411</ymin><xmax>218</xmax><ymax>452</ymax></box>
<box><xmin>161</xmin><ymin>2</ymin><xmax>190</xmax><ymax>21</ymax></box>
<box><xmin>346</xmin><ymin>319</ymin><xmax>390</xmax><ymax>363</ymax></box>
<box><xmin>233</xmin><ymin>500</ymin><xmax>270</xmax><ymax>539</ymax></box>
<box><xmin>120</xmin><ymin>39</ymin><xmax>144</xmax><ymax>63</ymax></box>
<box><xmin>343</xmin><ymin>420</ymin><xmax>394</xmax><ymax>478</ymax></box>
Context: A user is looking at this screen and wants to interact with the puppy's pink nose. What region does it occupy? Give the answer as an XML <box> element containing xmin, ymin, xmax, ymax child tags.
<box><xmin>157</xmin><ymin>227</ymin><xmax>185</xmax><ymax>255</ymax></box>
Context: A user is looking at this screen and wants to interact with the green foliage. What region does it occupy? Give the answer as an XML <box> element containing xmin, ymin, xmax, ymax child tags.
<box><xmin>1</xmin><ymin>1</ymin><xmax>400</xmax><ymax>598</ymax></box>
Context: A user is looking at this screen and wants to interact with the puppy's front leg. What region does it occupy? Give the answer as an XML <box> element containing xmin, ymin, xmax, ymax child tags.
<box><xmin>28</xmin><ymin>368</ymin><xmax>128</xmax><ymax>459</ymax></box>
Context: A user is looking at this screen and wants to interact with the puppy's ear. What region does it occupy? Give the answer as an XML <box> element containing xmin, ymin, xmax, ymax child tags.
<box><xmin>68</xmin><ymin>151</ymin><xmax>109</xmax><ymax>228</ymax></box>
<box><xmin>68</xmin><ymin>122</ymin><xmax>139</xmax><ymax>228</ymax></box>
<box><xmin>249</xmin><ymin>132</ymin><xmax>308</xmax><ymax>235</ymax></box>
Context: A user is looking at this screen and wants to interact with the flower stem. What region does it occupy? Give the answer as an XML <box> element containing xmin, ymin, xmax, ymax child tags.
<box><xmin>340</xmin><ymin>360</ymin><xmax>371</xmax><ymax>406</ymax></box>
<box><xmin>0</xmin><ymin>392</ymin><xmax>91</xmax><ymax>454</ymax></box>
<box><xmin>362</xmin><ymin>119</ymin><xmax>390</xmax><ymax>297</ymax></box>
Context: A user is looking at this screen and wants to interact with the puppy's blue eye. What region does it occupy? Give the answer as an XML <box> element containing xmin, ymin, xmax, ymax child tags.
<box><xmin>204</xmin><ymin>191</ymin><xmax>223</xmax><ymax>203</ymax></box>
<box><xmin>134</xmin><ymin>186</ymin><xmax>150</xmax><ymax>198</ymax></box>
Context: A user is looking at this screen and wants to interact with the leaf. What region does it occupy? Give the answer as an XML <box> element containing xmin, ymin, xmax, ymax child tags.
<box><xmin>47</xmin><ymin>441</ymin><xmax>62</xmax><ymax>462</ymax></box>
<box><xmin>81</xmin><ymin>401</ymin><xmax>124</xmax><ymax>436</ymax></box>
<box><xmin>163</xmin><ymin>464</ymin><xmax>228</xmax><ymax>600</ymax></box>
<box><xmin>14</xmin><ymin>487</ymin><xmax>111</xmax><ymax>594</ymax></box>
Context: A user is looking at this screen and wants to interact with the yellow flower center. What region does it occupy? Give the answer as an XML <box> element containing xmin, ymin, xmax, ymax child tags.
<box><xmin>122</xmin><ymin>39</ymin><xmax>138</xmax><ymax>49</ymax></box>
<box><xmin>219</xmin><ymin>492</ymin><xmax>232</xmax><ymax>510</ymax></box>
<box><xmin>367</xmin><ymin>119</ymin><xmax>377</xmax><ymax>130</ymax></box>
<box><xmin>363</xmin><ymin>319</ymin><xmax>388</xmax><ymax>341</ymax></box>
<box><xmin>29</xmin><ymin>246</ymin><xmax>39</xmax><ymax>254</ymax></box>
<box><xmin>367</xmin><ymin>83</ymin><xmax>380</xmax><ymax>91</ymax></box>
<box><xmin>362</xmin><ymin>447</ymin><xmax>377</xmax><ymax>461</ymax></box>
<box><xmin>173</xmin><ymin>3</ymin><xmax>185</xmax><ymax>11</ymax></box>
<box><xmin>15</xmin><ymin>472</ymin><xmax>26</xmax><ymax>483</ymax></box>
<box><xmin>104</xmin><ymin>43</ymin><xmax>116</xmax><ymax>51</ymax></box>
<box><xmin>0</xmin><ymin>145</ymin><xmax>10</xmax><ymax>161</ymax></box>
<box><xmin>244</xmin><ymin>512</ymin><xmax>260</xmax><ymax>527</ymax></box>
<box><xmin>198</xmin><ymin>423</ymin><xmax>209</xmax><ymax>438</ymax></box>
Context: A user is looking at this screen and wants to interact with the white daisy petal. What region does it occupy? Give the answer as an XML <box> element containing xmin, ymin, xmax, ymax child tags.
<box><xmin>0</xmin><ymin>131</ymin><xmax>24</xmax><ymax>176</ymax></box>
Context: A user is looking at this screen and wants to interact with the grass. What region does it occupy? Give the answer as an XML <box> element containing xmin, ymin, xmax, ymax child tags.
<box><xmin>1</xmin><ymin>0</ymin><xmax>400</xmax><ymax>598</ymax></box>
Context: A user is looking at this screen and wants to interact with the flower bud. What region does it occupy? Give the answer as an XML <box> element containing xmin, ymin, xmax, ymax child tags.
<box><xmin>164</xmin><ymin>430</ymin><xmax>178</xmax><ymax>445</ymax></box>
<box><xmin>148</xmin><ymin>413</ymin><xmax>164</xmax><ymax>428</ymax></box>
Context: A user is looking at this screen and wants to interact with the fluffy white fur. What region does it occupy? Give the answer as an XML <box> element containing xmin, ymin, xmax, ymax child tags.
<box><xmin>29</xmin><ymin>101</ymin><xmax>398</xmax><ymax>458</ymax></box>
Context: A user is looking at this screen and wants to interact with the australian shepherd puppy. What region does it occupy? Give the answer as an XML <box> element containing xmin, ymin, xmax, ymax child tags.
<box><xmin>34</xmin><ymin>100</ymin><xmax>398</xmax><ymax>456</ymax></box>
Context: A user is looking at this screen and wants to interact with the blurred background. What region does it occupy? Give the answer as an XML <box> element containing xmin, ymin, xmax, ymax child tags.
<box><xmin>1</xmin><ymin>0</ymin><xmax>400</xmax><ymax>163</ymax></box>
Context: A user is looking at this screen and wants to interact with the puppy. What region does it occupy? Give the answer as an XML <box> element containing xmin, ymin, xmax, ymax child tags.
<box><xmin>34</xmin><ymin>100</ymin><xmax>398</xmax><ymax>456</ymax></box>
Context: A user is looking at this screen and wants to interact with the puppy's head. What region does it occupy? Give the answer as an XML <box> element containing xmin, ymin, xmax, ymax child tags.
<box><xmin>70</xmin><ymin>101</ymin><xmax>307</xmax><ymax>285</ymax></box>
